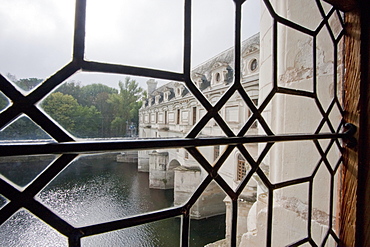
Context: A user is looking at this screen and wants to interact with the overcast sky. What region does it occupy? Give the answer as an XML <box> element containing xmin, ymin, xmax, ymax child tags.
<box><xmin>0</xmin><ymin>0</ymin><xmax>260</xmax><ymax>90</ymax></box>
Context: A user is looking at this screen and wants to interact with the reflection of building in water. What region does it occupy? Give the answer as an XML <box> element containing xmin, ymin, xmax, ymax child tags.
<box><xmin>138</xmin><ymin>33</ymin><xmax>260</xmax><ymax>221</ymax></box>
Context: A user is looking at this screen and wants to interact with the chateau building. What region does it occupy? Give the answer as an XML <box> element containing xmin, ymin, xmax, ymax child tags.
<box><xmin>0</xmin><ymin>0</ymin><xmax>367</xmax><ymax>246</ymax></box>
<box><xmin>138</xmin><ymin>33</ymin><xmax>260</xmax><ymax>220</ymax></box>
<box><xmin>139</xmin><ymin>1</ymin><xmax>345</xmax><ymax>243</ymax></box>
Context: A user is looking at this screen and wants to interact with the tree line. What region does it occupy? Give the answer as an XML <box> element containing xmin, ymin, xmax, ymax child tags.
<box><xmin>0</xmin><ymin>76</ymin><xmax>143</xmax><ymax>139</ymax></box>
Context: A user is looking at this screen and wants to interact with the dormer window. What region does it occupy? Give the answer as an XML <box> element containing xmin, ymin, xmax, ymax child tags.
<box><xmin>175</xmin><ymin>84</ymin><xmax>184</xmax><ymax>98</ymax></box>
<box><xmin>155</xmin><ymin>95</ymin><xmax>161</xmax><ymax>105</ymax></box>
<box><xmin>163</xmin><ymin>87</ymin><xmax>172</xmax><ymax>102</ymax></box>
<box><xmin>242</xmin><ymin>43</ymin><xmax>259</xmax><ymax>76</ymax></box>
<box><xmin>148</xmin><ymin>97</ymin><xmax>153</xmax><ymax>107</ymax></box>
<box><xmin>215</xmin><ymin>72</ymin><xmax>221</xmax><ymax>82</ymax></box>
<box><xmin>250</xmin><ymin>58</ymin><xmax>258</xmax><ymax>72</ymax></box>
<box><xmin>242</xmin><ymin>57</ymin><xmax>259</xmax><ymax>76</ymax></box>
<box><xmin>195</xmin><ymin>78</ymin><xmax>202</xmax><ymax>88</ymax></box>
<box><xmin>141</xmin><ymin>99</ymin><xmax>147</xmax><ymax>108</ymax></box>
<box><xmin>210</xmin><ymin>62</ymin><xmax>228</xmax><ymax>86</ymax></box>
<box><xmin>192</xmin><ymin>73</ymin><xmax>205</xmax><ymax>89</ymax></box>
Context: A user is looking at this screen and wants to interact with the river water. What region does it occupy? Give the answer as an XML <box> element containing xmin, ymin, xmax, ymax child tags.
<box><xmin>0</xmin><ymin>154</ymin><xmax>225</xmax><ymax>247</ymax></box>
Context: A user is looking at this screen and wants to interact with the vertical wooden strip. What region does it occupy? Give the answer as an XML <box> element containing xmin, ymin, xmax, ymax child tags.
<box><xmin>341</xmin><ymin>8</ymin><xmax>360</xmax><ymax>247</ymax></box>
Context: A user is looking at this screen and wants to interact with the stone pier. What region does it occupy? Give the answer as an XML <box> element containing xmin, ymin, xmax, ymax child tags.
<box><xmin>140</xmin><ymin>149</ymin><xmax>227</xmax><ymax>218</ymax></box>
<box><xmin>174</xmin><ymin>166</ymin><xmax>226</xmax><ymax>219</ymax></box>
<box><xmin>149</xmin><ymin>151</ymin><xmax>174</xmax><ymax>189</ymax></box>
<box><xmin>138</xmin><ymin>150</ymin><xmax>150</xmax><ymax>172</ymax></box>
<box><xmin>116</xmin><ymin>151</ymin><xmax>138</xmax><ymax>163</ymax></box>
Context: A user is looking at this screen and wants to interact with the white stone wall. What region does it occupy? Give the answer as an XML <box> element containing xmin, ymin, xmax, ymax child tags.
<box><xmin>138</xmin><ymin>36</ymin><xmax>260</xmax><ymax>219</ymax></box>
<box><xmin>138</xmin><ymin>78</ymin><xmax>259</xmax><ymax>184</ymax></box>
<box><xmin>242</xmin><ymin>0</ymin><xmax>342</xmax><ymax>246</ymax></box>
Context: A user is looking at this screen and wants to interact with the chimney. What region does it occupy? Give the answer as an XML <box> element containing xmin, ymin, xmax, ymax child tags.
<box><xmin>146</xmin><ymin>79</ymin><xmax>158</xmax><ymax>95</ymax></box>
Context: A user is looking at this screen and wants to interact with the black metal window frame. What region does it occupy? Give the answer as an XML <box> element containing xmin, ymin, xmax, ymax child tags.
<box><xmin>0</xmin><ymin>0</ymin><xmax>355</xmax><ymax>246</ymax></box>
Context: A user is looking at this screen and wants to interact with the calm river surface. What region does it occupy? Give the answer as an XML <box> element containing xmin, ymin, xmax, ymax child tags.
<box><xmin>0</xmin><ymin>154</ymin><xmax>225</xmax><ymax>247</ymax></box>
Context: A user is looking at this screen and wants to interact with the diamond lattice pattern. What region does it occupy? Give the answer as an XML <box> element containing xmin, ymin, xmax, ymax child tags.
<box><xmin>0</xmin><ymin>0</ymin><xmax>345</xmax><ymax>246</ymax></box>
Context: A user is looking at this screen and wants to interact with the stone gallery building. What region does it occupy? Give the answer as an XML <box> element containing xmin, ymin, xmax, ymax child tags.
<box><xmin>139</xmin><ymin>0</ymin><xmax>344</xmax><ymax>243</ymax></box>
<box><xmin>0</xmin><ymin>0</ymin><xmax>367</xmax><ymax>246</ymax></box>
<box><xmin>138</xmin><ymin>33</ymin><xmax>260</xmax><ymax>221</ymax></box>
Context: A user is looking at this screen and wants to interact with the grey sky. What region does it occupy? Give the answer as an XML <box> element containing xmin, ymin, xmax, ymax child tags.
<box><xmin>0</xmin><ymin>0</ymin><xmax>260</xmax><ymax>90</ymax></box>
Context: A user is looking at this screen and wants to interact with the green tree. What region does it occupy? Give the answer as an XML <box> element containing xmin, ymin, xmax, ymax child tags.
<box><xmin>55</xmin><ymin>81</ymin><xmax>82</xmax><ymax>102</ymax></box>
<box><xmin>79</xmin><ymin>84</ymin><xmax>118</xmax><ymax>137</ymax></box>
<box><xmin>110</xmin><ymin>116</ymin><xmax>126</xmax><ymax>136</ymax></box>
<box><xmin>15</xmin><ymin>78</ymin><xmax>43</xmax><ymax>91</ymax></box>
<box><xmin>42</xmin><ymin>92</ymin><xmax>79</xmax><ymax>130</ymax></box>
<box><xmin>79</xmin><ymin>83</ymin><xmax>118</xmax><ymax>107</ymax></box>
<box><xmin>5</xmin><ymin>74</ymin><xmax>43</xmax><ymax>91</ymax></box>
<box><xmin>55</xmin><ymin>82</ymin><xmax>121</xmax><ymax>137</ymax></box>
<box><xmin>0</xmin><ymin>116</ymin><xmax>50</xmax><ymax>140</ymax></box>
<box><xmin>42</xmin><ymin>92</ymin><xmax>102</xmax><ymax>138</ymax></box>
<box><xmin>107</xmin><ymin>77</ymin><xmax>143</xmax><ymax>137</ymax></box>
<box><xmin>6</xmin><ymin>73</ymin><xmax>17</xmax><ymax>83</ymax></box>
<box><xmin>73</xmin><ymin>105</ymin><xmax>102</xmax><ymax>138</ymax></box>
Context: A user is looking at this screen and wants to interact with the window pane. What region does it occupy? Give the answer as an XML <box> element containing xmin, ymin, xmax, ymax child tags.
<box><xmin>0</xmin><ymin>209</ymin><xmax>68</xmax><ymax>246</ymax></box>
<box><xmin>85</xmin><ymin>0</ymin><xmax>184</xmax><ymax>72</ymax></box>
<box><xmin>0</xmin><ymin>0</ymin><xmax>74</xmax><ymax>88</ymax></box>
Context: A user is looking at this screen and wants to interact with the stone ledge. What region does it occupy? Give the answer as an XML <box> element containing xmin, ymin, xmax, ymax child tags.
<box><xmin>174</xmin><ymin>166</ymin><xmax>201</xmax><ymax>171</ymax></box>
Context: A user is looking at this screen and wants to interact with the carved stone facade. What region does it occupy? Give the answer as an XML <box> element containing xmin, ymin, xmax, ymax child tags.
<box><xmin>139</xmin><ymin>0</ymin><xmax>342</xmax><ymax>242</ymax></box>
<box><xmin>138</xmin><ymin>34</ymin><xmax>260</xmax><ymax>220</ymax></box>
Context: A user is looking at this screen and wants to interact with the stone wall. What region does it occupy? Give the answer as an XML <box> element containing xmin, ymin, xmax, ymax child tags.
<box><xmin>241</xmin><ymin>0</ymin><xmax>342</xmax><ymax>246</ymax></box>
<box><xmin>174</xmin><ymin>166</ymin><xmax>226</xmax><ymax>219</ymax></box>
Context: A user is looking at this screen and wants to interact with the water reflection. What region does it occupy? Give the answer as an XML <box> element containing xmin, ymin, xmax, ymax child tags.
<box><xmin>1</xmin><ymin>154</ymin><xmax>225</xmax><ymax>246</ymax></box>
<box><xmin>0</xmin><ymin>155</ymin><xmax>57</xmax><ymax>190</ymax></box>
<box><xmin>0</xmin><ymin>209</ymin><xmax>67</xmax><ymax>247</ymax></box>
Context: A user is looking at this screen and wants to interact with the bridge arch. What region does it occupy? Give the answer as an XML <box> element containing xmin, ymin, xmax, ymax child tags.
<box><xmin>168</xmin><ymin>159</ymin><xmax>181</xmax><ymax>171</ymax></box>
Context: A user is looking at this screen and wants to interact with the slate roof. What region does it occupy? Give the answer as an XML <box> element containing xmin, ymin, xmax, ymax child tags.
<box><xmin>147</xmin><ymin>33</ymin><xmax>260</xmax><ymax>99</ymax></box>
